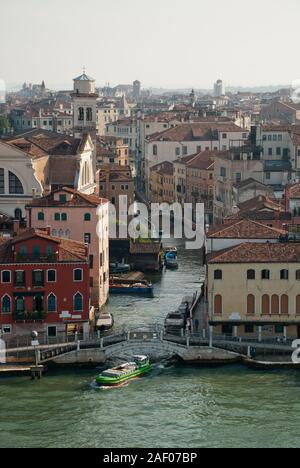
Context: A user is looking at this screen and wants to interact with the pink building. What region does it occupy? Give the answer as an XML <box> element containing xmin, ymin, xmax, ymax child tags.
<box><xmin>26</xmin><ymin>187</ymin><xmax>109</xmax><ymax>309</ymax></box>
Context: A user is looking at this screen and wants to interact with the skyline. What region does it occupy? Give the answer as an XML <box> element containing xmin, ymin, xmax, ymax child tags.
<box><xmin>1</xmin><ymin>0</ymin><xmax>300</xmax><ymax>90</ymax></box>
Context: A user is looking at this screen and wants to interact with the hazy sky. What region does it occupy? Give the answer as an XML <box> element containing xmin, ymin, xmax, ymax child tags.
<box><xmin>1</xmin><ymin>0</ymin><xmax>299</xmax><ymax>89</ymax></box>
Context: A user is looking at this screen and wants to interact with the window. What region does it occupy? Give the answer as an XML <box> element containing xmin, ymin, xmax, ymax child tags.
<box><xmin>247</xmin><ymin>294</ymin><xmax>255</xmax><ymax>315</ymax></box>
<box><xmin>2</xmin><ymin>271</ymin><xmax>11</xmax><ymax>283</ymax></box>
<box><xmin>220</xmin><ymin>167</ymin><xmax>226</xmax><ymax>178</ymax></box>
<box><xmin>2</xmin><ymin>295</ymin><xmax>11</xmax><ymax>314</ymax></box>
<box><xmin>275</xmin><ymin>325</ymin><xmax>284</xmax><ymax>334</ymax></box>
<box><xmin>74</xmin><ymin>269</ymin><xmax>83</xmax><ymax>282</ymax></box>
<box><xmin>235</xmin><ymin>173</ymin><xmax>242</xmax><ymax>184</ymax></box>
<box><xmin>74</xmin><ymin>293</ymin><xmax>83</xmax><ymax>312</ymax></box>
<box><xmin>15</xmin><ymin>297</ymin><xmax>25</xmax><ymax>313</ymax></box>
<box><xmin>9</xmin><ymin>171</ymin><xmax>24</xmax><ymax>194</ymax></box>
<box><xmin>182</xmin><ymin>146</ymin><xmax>188</xmax><ymax>155</ymax></box>
<box><xmin>33</xmin><ymin>295</ymin><xmax>43</xmax><ymax>312</ymax></box>
<box><xmin>175</xmin><ymin>147</ymin><xmax>180</xmax><ymax>156</ymax></box>
<box><xmin>47</xmin><ymin>326</ymin><xmax>57</xmax><ymax>338</ymax></box>
<box><xmin>47</xmin><ymin>294</ymin><xmax>57</xmax><ymax>313</ymax></box>
<box><xmin>262</xmin><ymin>295</ymin><xmax>270</xmax><ymax>315</ymax></box>
<box><xmin>214</xmin><ymin>295</ymin><xmax>222</xmax><ymax>315</ymax></box>
<box><xmin>47</xmin><ymin>270</ymin><xmax>56</xmax><ymax>282</ymax></box>
<box><xmin>59</xmin><ymin>194</ymin><xmax>67</xmax><ymax>203</ymax></box>
<box><xmin>296</xmin><ymin>270</ymin><xmax>300</xmax><ymax>281</ymax></box>
<box><xmin>247</xmin><ymin>270</ymin><xmax>255</xmax><ymax>280</ymax></box>
<box><xmin>268</xmin><ymin>148</ymin><xmax>273</xmax><ymax>156</ymax></box>
<box><xmin>33</xmin><ymin>245</ymin><xmax>40</xmax><ymax>259</ymax></box>
<box><xmin>278</xmin><ymin>135</ymin><xmax>283</xmax><ymax>142</ymax></box>
<box><xmin>153</xmin><ymin>145</ymin><xmax>158</xmax><ymax>156</ymax></box>
<box><xmin>261</xmin><ymin>270</ymin><xmax>270</xmax><ymax>280</ymax></box>
<box><xmin>86</xmin><ymin>108</ymin><xmax>93</xmax><ymax>121</ymax></box>
<box><xmin>14</xmin><ymin>208</ymin><xmax>22</xmax><ymax>220</ymax></box>
<box><xmin>54</xmin><ymin>213</ymin><xmax>61</xmax><ymax>221</ymax></box>
<box><xmin>14</xmin><ymin>271</ymin><xmax>25</xmax><ymax>287</ymax></box>
<box><xmin>2</xmin><ymin>325</ymin><xmax>11</xmax><ymax>334</ymax></box>
<box><xmin>222</xmin><ymin>133</ymin><xmax>227</xmax><ymax>139</ymax></box>
<box><xmin>214</xmin><ymin>270</ymin><xmax>223</xmax><ymax>280</ymax></box>
<box><xmin>280</xmin><ymin>269</ymin><xmax>289</xmax><ymax>280</ymax></box>
<box><xmin>89</xmin><ymin>255</ymin><xmax>94</xmax><ymax>269</ymax></box>
<box><xmin>271</xmin><ymin>295</ymin><xmax>279</xmax><ymax>315</ymax></box>
<box><xmin>38</xmin><ymin>212</ymin><xmax>44</xmax><ymax>221</ymax></box>
<box><xmin>46</xmin><ymin>245</ymin><xmax>53</xmax><ymax>256</ymax></box>
<box><xmin>84</xmin><ymin>233</ymin><xmax>91</xmax><ymax>244</ymax></box>
<box><xmin>245</xmin><ymin>324</ymin><xmax>254</xmax><ymax>334</ymax></box>
<box><xmin>266</xmin><ymin>172</ymin><xmax>271</xmax><ymax>180</ymax></box>
<box><xmin>32</xmin><ymin>270</ymin><xmax>44</xmax><ymax>287</ymax></box>
<box><xmin>281</xmin><ymin>295</ymin><xmax>289</xmax><ymax>315</ymax></box>
<box><xmin>0</xmin><ymin>169</ymin><xmax>4</xmax><ymax>194</ymax></box>
<box><xmin>84</xmin><ymin>213</ymin><xmax>91</xmax><ymax>221</ymax></box>
<box><xmin>276</xmin><ymin>147</ymin><xmax>281</xmax><ymax>156</ymax></box>
<box><xmin>296</xmin><ymin>295</ymin><xmax>300</xmax><ymax>315</ymax></box>
<box><xmin>61</xmin><ymin>213</ymin><xmax>67</xmax><ymax>221</ymax></box>
<box><xmin>78</xmin><ymin>107</ymin><xmax>84</xmax><ymax>121</ymax></box>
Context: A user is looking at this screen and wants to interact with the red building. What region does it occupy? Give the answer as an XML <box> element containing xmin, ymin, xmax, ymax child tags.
<box><xmin>0</xmin><ymin>229</ymin><xmax>91</xmax><ymax>341</ymax></box>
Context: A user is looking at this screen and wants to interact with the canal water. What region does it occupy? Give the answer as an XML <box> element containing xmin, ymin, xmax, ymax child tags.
<box><xmin>1</xmin><ymin>239</ymin><xmax>300</xmax><ymax>448</ymax></box>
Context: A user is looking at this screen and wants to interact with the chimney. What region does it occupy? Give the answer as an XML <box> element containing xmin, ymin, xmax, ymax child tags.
<box><xmin>46</xmin><ymin>226</ymin><xmax>51</xmax><ymax>236</ymax></box>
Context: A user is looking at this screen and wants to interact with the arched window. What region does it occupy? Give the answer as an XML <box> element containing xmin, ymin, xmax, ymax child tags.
<box><xmin>296</xmin><ymin>295</ymin><xmax>300</xmax><ymax>315</ymax></box>
<box><xmin>14</xmin><ymin>208</ymin><xmax>22</xmax><ymax>220</ymax></box>
<box><xmin>262</xmin><ymin>270</ymin><xmax>270</xmax><ymax>280</ymax></box>
<box><xmin>2</xmin><ymin>295</ymin><xmax>11</xmax><ymax>314</ymax></box>
<box><xmin>86</xmin><ymin>108</ymin><xmax>92</xmax><ymax>122</ymax></box>
<box><xmin>247</xmin><ymin>295</ymin><xmax>255</xmax><ymax>315</ymax></box>
<box><xmin>52</xmin><ymin>229</ymin><xmax>57</xmax><ymax>237</ymax></box>
<box><xmin>38</xmin><ymin>212</ymin><xmax>44</xmax><ymax>221</ymax></box>
<box><xmin>262</xmin><ymin>295</ymin><xmax>270</xmax><ymax>315</ymax></box>
<box><xmin>247</xmin><ymin>270</ymin><xmax>255</xmax><ymax>280</ymax></box>
<box><xmin>271</xmin><ymin>295</ymin><xmax>279</xmax><ymax>315</ymax></box>
<box><xmin>47</xmin><ymin>294</ymin><xmax>57</xmax><ymax>313</ymax></box>
<box><xmin>84</xmin><ymin>213</ymin><xmax>91</xmax><ymax>221</ymax></box>
<box><xmin>9</xmin><ymin>172</ymin><xmax>24</xmax><ymax>194</ymax></box>
<box><xmin>153</xmin><ymin>145</ymin><xmax>158</xmax><ymax>156</ymax></box>
<box><xmin>281</xmin><ymin>295</ymin><xmax>289</xmax><ymax>315</ymax></box>
<box><xmin>280</xmin><ymin>270</ymin><xmax>289</xmax><ymax>280</ymax></box>
<box><xmin>214</xmin><ymin>270</ymin><xmax>223</xmax><ymax>280</ymax></box>
<box><xmin>74</xmin><ymin>293</ymin><xmax>83</xmax><ymax>312</ymax></box>
<box><xmin>33</xmin><ymin>295</ymin><xmax>44</xmax><ymax>312</ymax></box>
<box><xmin>214</xmin><ymin>295</ymin><xmax>222</xmax><ymax>315</ymax></box>
<box><xmin>58</xmin><ymin>229</ymin><xmax>64</xmax><ymax>238</ymax></box>
<box><xmin>296</xmin><ymin>270</ymin><xmax>300</xmax><ymax>281</ymax></box>
<box><xmin>78</xmin><ymin>107</ymin><xmax>84</xmax><ymax>121</ymax></box>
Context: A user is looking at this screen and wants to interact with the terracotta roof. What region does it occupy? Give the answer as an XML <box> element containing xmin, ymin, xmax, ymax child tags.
<box><xmin>237</xmin><ymin>195</ymin><xmax>282</xmax><ymax>213</ymax></box>
<box><xmin>27</xmin><ymin>187</ymin><xmax>108</xmax><ymax>207</ymax></box>
<box><xmin>150</xmin><ymin>161</ymin><xmax>174</xmax><ymax>176</ymax></box>
<box><xmin>149</xmin><ymin>122</ymin><xmax>245</xmax><ymax>143</ymax></box>
<box><xmin>208</xmin><ymin>219</ymin><xmax>286</xmax><ymax>239</ymax></box>
<box><xmin>0</xmin><ymin>228</ymin><xmax>88</xmax><ymax>263</ymax></box>
<box><xmin>208</xmin><ymin>242</ymin><xmax>300</xmax><ymax>264</ymax></box>
<box><xmin>289</xmin><ymin>183</ymin><xmax>300</xmax><ymax>199</ymax></box>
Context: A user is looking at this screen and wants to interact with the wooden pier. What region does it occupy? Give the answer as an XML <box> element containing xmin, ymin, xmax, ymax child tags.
<box><xmin>0</xmin><ymin>364</ymin><xmax>45</xmax><ymax>379</ymax></box>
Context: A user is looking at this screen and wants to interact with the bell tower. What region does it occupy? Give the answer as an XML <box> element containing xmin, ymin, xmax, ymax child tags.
<box><xmin>72</xmin><ymin>69</ymin><xmax>98</xmax><ymax>180</ymax></box>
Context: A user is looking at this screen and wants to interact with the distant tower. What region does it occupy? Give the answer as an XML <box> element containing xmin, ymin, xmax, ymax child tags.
<box><xmin>72</xmin><ymin>69</ymin><xmax>98</xmax><ymax>179</ymax></box>
<box><xmin>133</xmin><ymin>80</ymin><xmax>141</xmax><ymax>101</ymax></box>
<box><xmin>189</xmin><ymin>89</ymin><xmax>196</xmax><ymax>106</ymax></box>
<box><xmin>213</xmin><ymin>79</ymin><xmax>225</xmax><ymax>97</ymax></box>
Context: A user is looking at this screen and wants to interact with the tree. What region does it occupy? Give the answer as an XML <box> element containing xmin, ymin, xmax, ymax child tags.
<box><xmin>0</xmin><ymin>115</ymin><xmax>10</xmax><ymax>134</ymax></box>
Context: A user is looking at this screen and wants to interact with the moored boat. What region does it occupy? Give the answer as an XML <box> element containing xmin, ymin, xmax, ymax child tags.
<box><xmin>96</xmin><ymin>312</ymin><xmax>114</xmax><ymax>332</ymax></box>
<box><xmin>165</xmin><ymin>251</ymin><xmax>178</xmax><ymax>269</ymax></box>
<box><xmin>96</xmin><ymin>356</ymin><xmax>152</xmax><ymax>387</ymax></box>
<box><xmin>109</xmin><ymin>262</ymin><xmax>131</xmax><ymax>274</ymax></box>
<box><xmin>109</xmin><ymin>277</ymin><xmax>154</xmax><ymax>296</ymax></box>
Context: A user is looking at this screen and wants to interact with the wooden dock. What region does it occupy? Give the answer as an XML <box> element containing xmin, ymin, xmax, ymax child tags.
<box><xmin>0</xmin><ymin>364</ymin><xmax>45</xmax><ymax>379</ymax></box>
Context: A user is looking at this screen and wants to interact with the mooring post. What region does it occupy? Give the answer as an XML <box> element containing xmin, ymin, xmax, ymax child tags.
<box><xmin>100</xmin><ymin>338</ymin><xmax>104</xmax><ymax>349</ymax></box>
<box><xmin>209</xmin><ymin>326</ymin><xmax>213</xmax><ymax>348</ymax></box>
<box><xmin>127</xmin><ymin>331</ymin><xmax>130</xmax><ymax>341</ymax></box>
<box><xmin>77</xmin><ymin>340</ymin><xmax>80</xmax><ymax>351</ymax></box>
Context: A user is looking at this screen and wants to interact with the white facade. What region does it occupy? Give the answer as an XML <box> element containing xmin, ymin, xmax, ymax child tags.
<box><xmin>0</xmin><ymin>141</ymin><xmax>43</xmax><ymax>218</ymax></box>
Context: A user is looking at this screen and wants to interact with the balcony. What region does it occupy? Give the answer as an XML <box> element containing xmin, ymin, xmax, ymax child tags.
<box><xmin>13</xmin><ymin>310</ymin><xmax>47</xmax><ymax>322</ymax></box>
<box><xmin>14</xmin><ymin>253</ymin><xmax>58</xmax><ymax>263</ymax></box>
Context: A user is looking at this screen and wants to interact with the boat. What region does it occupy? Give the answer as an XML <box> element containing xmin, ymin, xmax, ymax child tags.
<box><xmin>163</xmin><ymin>246</ymin><xmax>178</xmax><ymax>257</ymax></box>
<box><xmin>95</xmin><ymin>313</ymin><xmax>114</xmax><ymax>332</ymax></box>
<box><xmin>109</xmin><ymin>262</ymin><xmax>131</xmax><ymax>274</ymax></box>
<box><xmin>96</xmin><ymin>355</ymin><xmax>152</xmax><ymax>387</ymax></box>
<box><xmin>109</xmin><ymin>278</ymin><xmax>154</xmax><ymax>297</ymax></box>
<box><xmin>165</xmin><ymin>251</ymin><xmax>178</xmax><ymax>269</ymax></box>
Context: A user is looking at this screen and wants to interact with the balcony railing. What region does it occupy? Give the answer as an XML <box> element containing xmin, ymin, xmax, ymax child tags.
<box><xmin>14</xmin><ymin>254</ymin><xmax>58</xmax><ymax>263</ymax></box>
<box><xmin>13</xmin><ymin>310</ymin><xmax>47</xmax><ymax>321</ymax></box>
